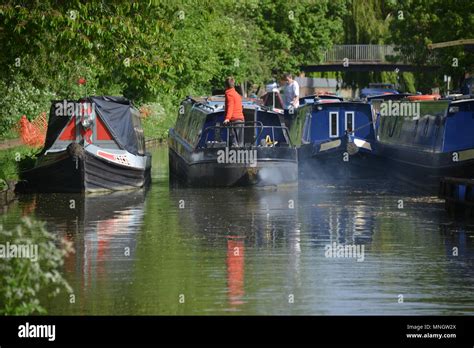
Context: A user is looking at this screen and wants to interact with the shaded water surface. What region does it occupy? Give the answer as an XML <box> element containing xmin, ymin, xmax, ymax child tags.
<box><xmin>2</xmin><ymin>147</ymin><xmax>473</xmax><ymax>314</ymax></box>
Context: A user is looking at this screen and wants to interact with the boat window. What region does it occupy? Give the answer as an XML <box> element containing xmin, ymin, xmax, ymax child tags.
<box><xmin>303</xmin><ymin>113</ymin><xmax>311</xmax><ymax>142</ymax></box>
<box><xmin>382</xmin><ymin>117</ymin><xmax>388</xmax><ymax>136</ymax></box>
<box><xmin>423</xmin><ymin>118</ymin><xmax>429</xmax><ymax>136</ymax></box>
<box><xmin>175</xmin><ymin>106</ymin><xmax>187</xmax><ymax>139</ymax></box>
<box><xmin>434</xmin><ymin>116</ymin><xmax>441</xmax><ymax>139</ymax></box>
<box><xmin>388</xmin><ymin>116</ymin><xmax>398</xmax><ymax>137</ymax></box>
<box><xmin>385</xmin><ymin>116</ymin><xmax>395</xmax><ymax>137</ymax></box>
<box><xmin>178</xmin><ymin>114</ymin><xmax>187</xmax><ymax>140</ymax></box>
<box><xmin>131</xmin><ymin>108</ymin><xmax>145</xmax><ymax>155</ymax></box>
<box><xmin>188</xmin><ymin>111</ymin><xmax>204</xmax><ymax>145</ymax></box>
<box><xmin>345</xmin><ymin>111</ymin><xmax>354</xmax><ymax>134</ymax></box>
<box><xmin>329</xmin><ymin>112</ymin><xmax>339</xmax><ymax>138</ymax></box>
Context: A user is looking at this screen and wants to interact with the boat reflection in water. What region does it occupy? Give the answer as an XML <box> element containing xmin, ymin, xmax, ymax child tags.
<box><xmin>20</xmin><ymin>189</ymin><xmax>147</xmax><ymax>307</ymax></box>
<box><xmin>168</xmin><ymin>185</ymin><xmax>301</xmax><ymax>309</ymax></box>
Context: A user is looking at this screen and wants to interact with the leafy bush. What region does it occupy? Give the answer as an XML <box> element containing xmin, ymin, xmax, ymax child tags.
<box><xmin>0</xmin><ymin>179</ymin><xmax>7</xmax><ymax>192</ymax></box>
<box><xmin>0</xmin><ymin>217</ymin><xmax>73</xmax><ymax>315</ymax></box>
<box><xmin>0</xmin><ymin>74</ymin><xmax>56</xmax><ymax>137</ymax></box>
<box><xmin>47</xmin><ymin>62</ymin><xmax>103</xmax><ymax>100</ymax></box>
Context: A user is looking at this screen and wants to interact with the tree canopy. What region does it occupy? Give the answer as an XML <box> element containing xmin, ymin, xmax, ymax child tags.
<box><xmin>0</xmin><ymin>0</ymin><xmax>473</xmax><ymax>137</ymax></box>
<box><xmin>0</xmin><ymin>0</ymin><xmax>346</xmax><ymax>103</ymax></box>
<box><xmin>388</xmin><ymin>0</ymin><xmax>474</xmax><ymax>91</ymax></box>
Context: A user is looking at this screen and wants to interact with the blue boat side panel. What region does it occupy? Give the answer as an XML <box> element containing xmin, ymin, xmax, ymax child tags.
<box><xmin>457</xmin><ymin>184</ymin><xmax>466</xmax><ymax>201</ymax></box>
<box><xmin>308</xmin><ymin>103</ymin><xmax>375</xmax><ymax>144</ymax></box>
<box><xmin>443</xmin><ymin>101</ymin><xmax>474</xmax><ymax>152</ymax></box>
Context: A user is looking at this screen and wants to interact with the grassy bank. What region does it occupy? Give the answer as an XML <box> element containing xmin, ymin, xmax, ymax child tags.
<box><xmin>0</xmin><ymin>146</ymin><xmax>39</xmax><ymax>190</ymax></box>
<box><xmin>140</xmin><ymin>98</ymin><xmax>177</xmax><ymax>142</ymax></box>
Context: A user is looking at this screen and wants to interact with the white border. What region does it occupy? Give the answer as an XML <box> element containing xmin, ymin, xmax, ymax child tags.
<box><xmin>329</xmin><ymin>111</ymin><xmax>339</xmax><ymax>138</ymax></box>
<box><xmin>345</xmin><ymin>111</ymin><xmax>355</xmax><ymax>134</ymax></box>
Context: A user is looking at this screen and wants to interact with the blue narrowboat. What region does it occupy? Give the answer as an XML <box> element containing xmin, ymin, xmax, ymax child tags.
<box><xmin>287</xmin><ymin>101</ymin><xmax>379</xmax><ymax>178</ymax></box>
<box><xmin>168</xmin><ymin>96</ymin><xmax>297</xmax><ymax>187</ymax></box>
<box><xmin>374</xmin><ymin>97</ymin><xmax>474</xmax><ymax>190</ymax></box>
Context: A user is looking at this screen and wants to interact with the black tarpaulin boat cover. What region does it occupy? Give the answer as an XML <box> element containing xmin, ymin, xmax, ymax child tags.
<box><xmin>42</xmin><ymin>96</ymin><xmax>142</xmax><ymax>155</ymax></box>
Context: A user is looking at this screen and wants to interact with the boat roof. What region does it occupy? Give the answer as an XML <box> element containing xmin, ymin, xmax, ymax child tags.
<box><xmin>449</xmin><ymin>97</ymin><xmax>474</xmax><ymax>104</ymax></box>
<box><xmin>190</xmin><ymin>95</ymin><xmax>265</xmax><ymax>111</ymax></box>
<box><xmin>43</xmin><ymin>96</ymin><xmax>143</xmax><ymax>155</ymax></box>
<box><xmin>312</xmin><ymin>100</ymin><xmax>369</xmax><ymax>108</ymax></box>
<box><xmin>369</xmin><ymin>83</ymin><xmax>396</xmax><ymax>88</ymax></box>
<box><xmin>360</xmin><ymin>86</ymin><xmax>399</xmax><ymax>98</ymax></box>
<box><xmin>367</xmin><ymin>93</ymin><xmax>415</xmax><ymax>101</ymax></box>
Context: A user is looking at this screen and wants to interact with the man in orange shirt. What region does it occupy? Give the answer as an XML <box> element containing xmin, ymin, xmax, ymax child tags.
<box><xmin>223</xmin><ymin>77</ymin><xmax>245</xmax><ymax>147</ymax></box>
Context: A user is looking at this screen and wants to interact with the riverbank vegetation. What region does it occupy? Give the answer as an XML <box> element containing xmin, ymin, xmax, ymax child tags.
<box><xmin>0</xmin><ymin>146</ymin><xmax>40</xmax><ymax>185</ymax></box>
<box><xmin>0</xmin><ymin>217</ymin><xmax>73</xmax><ymax>314</ymax></box>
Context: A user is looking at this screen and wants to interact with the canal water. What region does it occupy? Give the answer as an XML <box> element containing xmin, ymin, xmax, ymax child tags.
<box><xmin>2</xmin><ymin>146</ymin><xmax>473</xmax><ymax>315</ymax></box>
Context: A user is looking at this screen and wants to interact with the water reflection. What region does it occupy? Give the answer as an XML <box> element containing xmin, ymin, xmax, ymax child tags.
<box><xmin>226</xmin><ymin>237</ymin><xmax>245</xmax><ymax>307</ymax></box>
<box><xmin>16</xmin><ymin>189</ymin><xmax>147</xmax><ymax>313</ymax></box>
<box><xmin>166</xmin><ymin>184</ymin><xmax>301</xmax><ymax>313</ymax></box>
<box><xmin>1</xmin><ymin>147</ymin><xmax>473</xmax><ymax>315</ymax></box>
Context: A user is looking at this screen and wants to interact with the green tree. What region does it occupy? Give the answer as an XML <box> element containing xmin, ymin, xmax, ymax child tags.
<box><xmin>388</xmin><ymin>0</ymin><xmax>474</xmax><ymax>92</ymax></box>
<box><xmin>341</xmin><ymin>0</ymin><xmax>397</xmax><ymax>90</ymax></box>
<box><xmin>239</xmin><ymin>0</ymin><xmax>347</xmax><ymax>76</ymax></box>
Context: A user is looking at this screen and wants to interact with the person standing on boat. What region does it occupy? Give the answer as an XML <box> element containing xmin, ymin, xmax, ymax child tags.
<box><xmin>283</xmin><ymin>73</ymin><xmax>300</xmax><ymax>110</ymax></box>
<box><xmin>223</xmin><ymin>77</ymin><xmax>245</xmax><ymax>147</ymax></box>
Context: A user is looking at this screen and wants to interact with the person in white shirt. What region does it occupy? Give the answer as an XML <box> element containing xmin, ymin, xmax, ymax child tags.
<box><xmin>283</xmin><ymin>73</ymin><xmax>300</xmax><ymax>110</ymax></box>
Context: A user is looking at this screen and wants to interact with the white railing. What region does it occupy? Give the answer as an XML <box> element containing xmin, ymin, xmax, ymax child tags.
<box><xmin>323</xmin><ymin>45</ymin><xmax>400</xmax><ymax>63</ymax></box>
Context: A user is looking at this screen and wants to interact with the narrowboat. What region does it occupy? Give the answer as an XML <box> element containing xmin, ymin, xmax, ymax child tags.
<box><xmin>287</xmin><ymin>101</ymin><xmax>380</xmax><ymax>179</ymax></box>
<box><xmin>18</xmin><ymin>96</ymin><xmax>151</xmax><ymax>193</ymax></box>
<box><xmin>373</xmin><ymin>97</ymin><xmax>474</xmax><ymax>191</ymax></box>
<box><xmin>168</xmin><ymin>96</ymin><xmax>297</xmax><ymax>187</ymax></box>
